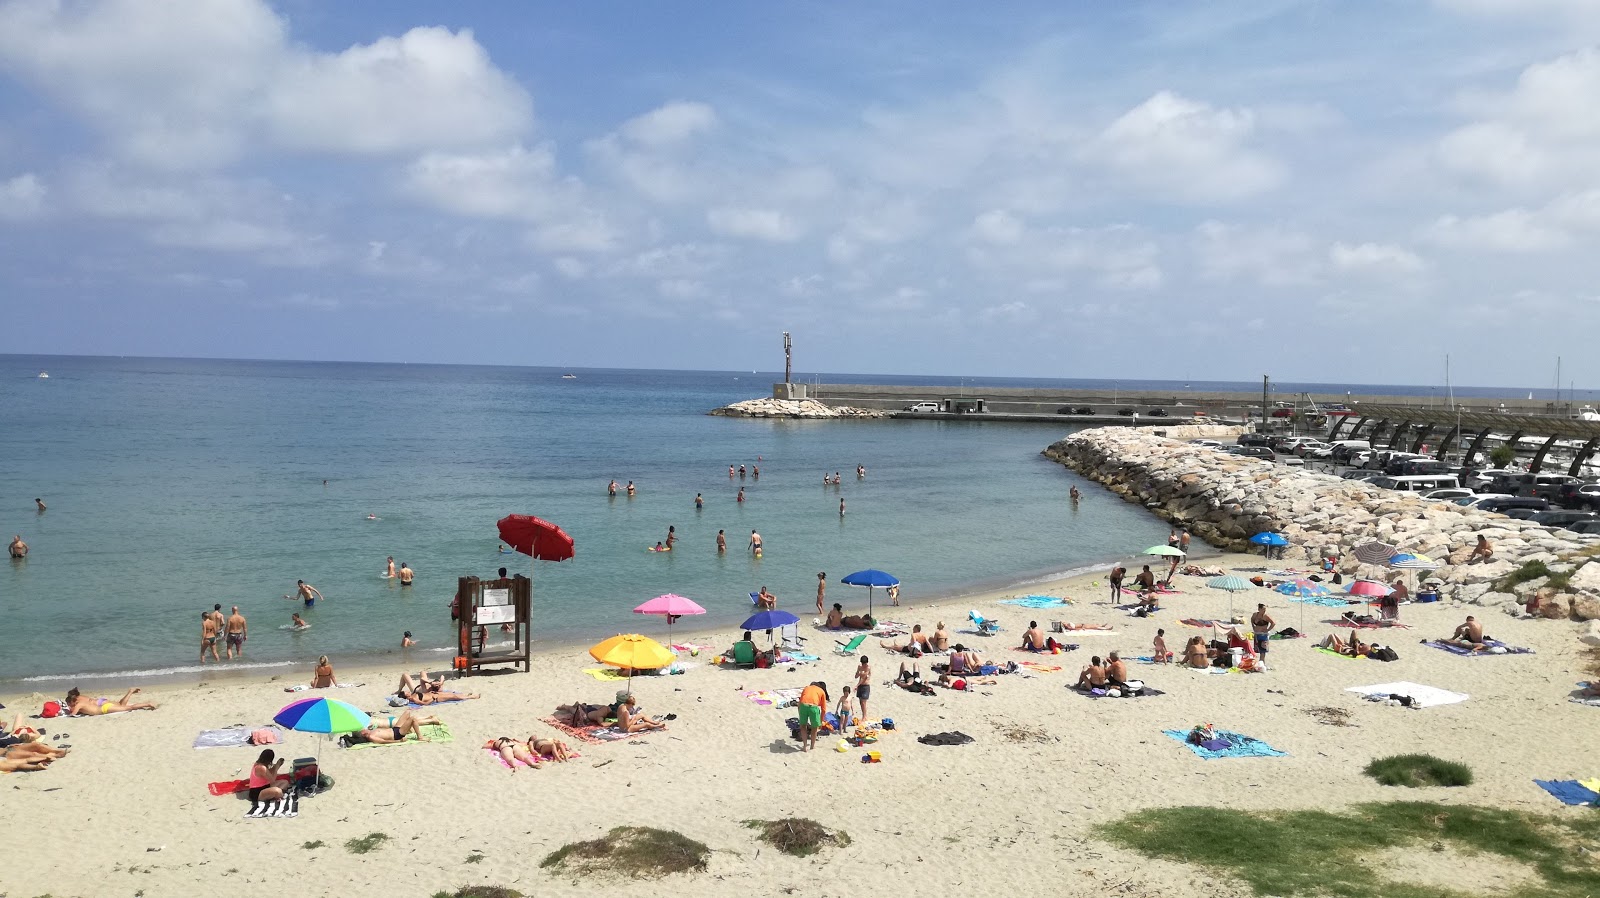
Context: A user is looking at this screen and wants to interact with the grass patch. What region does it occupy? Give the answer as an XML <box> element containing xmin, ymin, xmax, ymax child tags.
<box><xmin>541</xmin><ymin>826</ymin><xmax>709</xmax><ymax>879</ymax></box>
<box><xmin>1304</xmin><ymin>706</ymin><xmax>1356</xmax><ymax>727</ymax></box>
<box><xmin>301</xmin><ymin>840</ymin><xmax>324</xmax><ymax>850</ymax></box>
<box><xmin>343</xmin><ymin>832</ymin><xmax>389</xmax><ymax>855</ymax></box>
<box><xmin>1496</xmin><ymin>559</ymin><xmax>1551</xmax><ymax>593</ymax></box>
<box><xmin>742</xmin><ymin>818</ymin><xmax>852</xmax><ymax>857</ymax></box>
<box><xmin>1365</xmin><ymin>754</ymin><xmax>1473</xmax><ymax>788</ymax></box>
<box><xmin>1101</xmin><ymin>801</ymin><xmax>1600</xmax><ymax>898</ymax></box>
<box><xmin>429</xmin><ymin>888</ymin><xmax>522</xmax><ymax>898</ymax></box>
<box><xmin>465</xmin><ymin>853</ymin><xmax>485</xmax><ymax>864</ymax></box>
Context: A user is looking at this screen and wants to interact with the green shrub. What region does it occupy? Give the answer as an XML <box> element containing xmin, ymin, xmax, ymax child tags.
<box><xmin>1496</xmin><ymin>559</ymin><xmax>1551</xmax><ymax>592</ymax></box>
<box><xmin>1364</xmin><ymin>754</ymin><xmax>1474</xmax><ymax>788</ymax></box>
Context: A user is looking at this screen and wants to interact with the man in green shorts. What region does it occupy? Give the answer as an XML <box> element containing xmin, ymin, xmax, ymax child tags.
<box><xmin>797</xmin><ymin>681</ymin><xmax>828</xmax><ymax>752</ymax></box>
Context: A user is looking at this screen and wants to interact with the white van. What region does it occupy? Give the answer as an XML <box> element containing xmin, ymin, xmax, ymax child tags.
<box><xmin>1328</xmin><ymin>440</ymin><xmax>1371</xmax><ymax>462</ymax></box>
<box><xmin>1372</xmin><ymin>474</ymin><xmax>1461</xmax><ymax>493</ymax></box>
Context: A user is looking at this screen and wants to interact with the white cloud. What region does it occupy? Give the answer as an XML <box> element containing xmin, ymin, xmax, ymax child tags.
<box><xmin>1195</xmin><ymin>221</ymin><xmax>1319</xmax><ymax>286</ymax></box>
<box><xmin>1425</xmin><ymin>209</ymin><xmax>1572</xmax><ymax>252</ymax></box>
<box><xmin>619</xmin><ymin>101</ymin><xmax>718</xmax><ymax>146</ymax></box>
<box><xmin>0</xmin><ymin>173</ymin><xmax>45</xmax><ymax>220</ymax></box>
<box><xmin>706</xmin><ymin>207</ymin><xmax>803</xmax><ymax>242</ymax></box>
<box><xmin>1328</xmin><ymin>241</ymin><xmax>1427</xmax><ymax>274</ymax></box>
<box><xmin>1436</xmin><ymin>48</ymin><xmax>1600</xmax><ymax>188</ymax></box>
<box><xmin>265</xmin><ymin>27</ymin><xmax>531</xmax><ymax>155</ymax></box>
<box><xmin>971</xmin><ymin>210</ymin><xmax>1025</xmax><ymax>245</ymax></box>
<box><xmin>0</xmin><ymin>0</ymin><xmax>530</xmax><ymax>168</ymax></box>
<box><xmin>1085</xmin><ymin>91</ymin><xmax>1285</xmax><ymax>202</ymax></box>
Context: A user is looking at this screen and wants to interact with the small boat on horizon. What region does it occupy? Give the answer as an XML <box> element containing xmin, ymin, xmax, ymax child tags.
<box><xmin>37</xmin><ymin>372</ymin><xmax>48</xmax><ymax>378</ymax></box>
<box><xmin>561</xmin><ymin>374</ymin><xmax>577</xmax><ymax>379</ymax></box>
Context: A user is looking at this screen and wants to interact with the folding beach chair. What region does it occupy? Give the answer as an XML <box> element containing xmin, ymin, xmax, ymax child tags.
<box><xmin>968</xmin><ymin>610</ymin><xmax>1001</xmax><ymax>635</ymax></box>
<box><xmin>779</xmin><ymin>623</ymin><xmax>805</xmax><ymax>650</ymax></box>
<box><xmin>834</xmin><ymin>633</ymin><xmax>868</xmax><ymax>655</ymax></box>
<box><xmin>731</xmin><ymin>640</ymin><xmax>758</xmax><ymax>668</ymax></box>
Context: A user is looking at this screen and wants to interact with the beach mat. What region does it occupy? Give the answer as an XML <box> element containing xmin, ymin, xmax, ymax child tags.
<box><xmin>1535</xmin><ymin>779</ymin><xmax>1600</xmax><ymax>806</ymax></box>
<box><xmin>342</xmin><ymin>723</ymin><xmax>452</xmax><ymax>750</ymax></box>
<box><xmin>1019</xmin><ymin>661</ymin><xmax>1062</xmax><ymax>672</ymax></box>
<box><xmin>406</xmin><ymin>698</ymin><xmax>469</xmax><ymax>708</ymax></box>
<box><xmin>1346</xmin><ymin>682</ymin><xmax>1468</xmax><ymax>708</ymax></box>
<box><xmin>1163</xmin><ymin>729</ymin><xmax>1286</xmax><ymax>759</ymax></box>
<box><xmin>1316</xmin><ymin>647</ymin><xmax>1368</xmax><ymax>661</ymax></box>
<box><xmin>999</xmin><ymin>596</ymin><xmax>1071</xmax><ymax>609</ymax></box>
<box><xmin>1423</xmin><ymin>639</ymin><xmax>1533</xmax><ymax>656</ymax></box>
<box><xmin>193</xmin><ymin>724</ymin><xmax>284</xmax><ymax>749</ymax></box>
<box><xmin>244</xmin><ymin>793</ymin><xmax>300</xmax><ymax>818</ymax></box>
<box><xmin>1078</xmin><ymin>686</ymin><xmax>1166</xmax><ymax>698</ymax></box>
<box><xmin>743</xmin><ymin>688</ymin><xmax>803</xmax><ymax>708</ymax></box>
<box><xmin>1180</xmin><ymin>618</ymin><xmax>1225</xmax><ymax>629</ymax></box>
<box><xmin>582</xmin><ymin>667</ymin><xmax>632</xmax><ymax>682</ymax></box>
<box><xmin>209</xmin><ymin>778</ymin><xmax>249</xmax><ymax>796</ymax></box>
<box><xmin>1288</xmin><ymin>596</ymin><xmax>1357</xmax><ymax>607</ymax></box>
<box><xmin>540</xmin><ymin>716</ymin><xmax>637</xmax><ymax>744</ymax></box>
<box><xmin>1330</xmin><ymin>619</ymin><xmax>1411</xmax><ymax>629</ymax></box>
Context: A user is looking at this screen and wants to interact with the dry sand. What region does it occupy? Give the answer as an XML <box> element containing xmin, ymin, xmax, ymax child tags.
<box><xmin>5</xmin><ymin>551</ymin><xmax>1599</xmax><ymax>898</ymax></box>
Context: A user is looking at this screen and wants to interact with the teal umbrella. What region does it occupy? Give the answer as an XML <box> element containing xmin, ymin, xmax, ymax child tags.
<box><xmin>1206</xmin><ymin>575</ymin><xmax>1255</xmax><ymax>621</ymax></box>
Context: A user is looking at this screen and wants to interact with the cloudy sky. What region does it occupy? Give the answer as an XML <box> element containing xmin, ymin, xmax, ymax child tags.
<box><xmin>1</xmin><ymin>0</ymin><xmax>1598</xmax><ymax>386</ymax></box>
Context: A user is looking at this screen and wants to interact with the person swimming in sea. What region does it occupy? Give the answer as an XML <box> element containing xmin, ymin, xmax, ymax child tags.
<box><xmin>290</xmin><ymin>613</ymin><xmax>310</xmax><ymax>631</ymax></box>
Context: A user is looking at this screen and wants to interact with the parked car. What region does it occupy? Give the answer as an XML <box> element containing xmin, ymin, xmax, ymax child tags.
<box><xmin>1522</xmin><ymin>474</ymin><xmax>1580</xmax><ymax>501</ymax></box>
<box><xmin>1421</xmin><ymin>488</ymin><xmax>1476</xmax><ymax>501</ymax></box>
<box><xmin>1270</xmin><ymin>407</ymin><xmax>1295</xmax><ymax>418</ymax></box>
<box><xmin>1531</xmin><ymin>509</ymin><xmax>1597</xmax><ymax>528</ymax></box>
<box><xmin>1565</xmin><ymin>519</ymin><xmax>1600</xmax><ymax>535</ymax></box>
<box><xmin>1235</xmin><ymin>446</ymin><xmax>1276</xmax><ymax>461</ymax></box>
<box><xmin>1146</xmin><ymin>408</ymin><xmax>1169</xmax><ymax>417</ymax></box>
<box><xmin>1293</xmin><ymin>440</ymin><xmax>1330</xmax><ymax>457</ymax></box>
<box><xmin>1074</xmin><ymin>406</ymin><xmax>1094</xmax><ymax>415</ymax></box>
<box><xmin>1188</xmin><ymin>439</ymin><xmax>1223</xmax><ymax>449</ymax></box>
<box><xmin>1340</xmin><ymin>469</ymin><xmax>1375</xmax><ymax>480</ymax></box>
<box><xmin>1503</xmin><ymin>508</ymin><xmax>1543</xmax><ymax>520</ymax></box>
<box><xmin>1346</xmin><ymin>449</ymin><xmax>1374</xmax><ymax>468</ymax></box>
<box><xmin>1557</xmin><ymin>482</ymin><xmax>1600</xmax><ymax>510</ymax></box>
<box><xmin>1389</xmin><ymin>459</ymin><xmax>1454</xmax><ymax>477</ymax></box>
<box><xmin>1306</xmin><ymin>445</ymin><xmax>1336</xmax><ymax>459</ymax></box>
<box><xmin>904</xmin><ymin>402</ymin><xmax>941</xmax><ymax>413</ymax></box>
<box><xmin>1451</xmin><ymin>494</ymin><xmax>1513</xmax><ymax>508</ymax></box>
<box><xmin>1237</xmin><ymin>433</ymin><xmax>1272</xmax><ymax>447</ymax></box>
<box><xmin>1328</xmin><ymin>440</ymin><xmax>1372</xmax><ymax>463</ymax></box>
<box><xmin>1475</xmin><ymin>496</ymin><xmax>1550</xmax><ymax>515</ymax></box>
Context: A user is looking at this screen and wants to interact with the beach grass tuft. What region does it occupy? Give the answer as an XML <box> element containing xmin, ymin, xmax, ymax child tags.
<box><xmin>1102</xmin><ymin>802</ymin><xmax>1600</xmax><ymax>898</ymax></box>
<box><xmin>1365</xmin><ymin>754</ymin><xmax>1473</xmax><ymax>788</ymax></box>
<box><xmin>540</xmin><ymin>826</ymin><xmax>709</xmax><ymax>879</ymax></box>
<box><xmin>742</xmin><ymin>818</ymin><xmax>852</xmax><ymax>857</ymax></box>
<box><xmin>465</xmin><ymin>852</ymin><xmax>485</xmax><ymax>864</ymax></box>
<box><xmin>429</xmin><ymin>888</ymin><xmax>522</xmax><ymax>898</ymax></box>
<box><xmin>343</xmin><ymin>832</ymin><xmax>389</xmax><ymax>855</ymax></box>
<box><xmin>301</xmin><ymin>840</ymin><xmax>324</xmax><ymax>850</ymax></box>
<box><xmin>1496</xmin><ymin>559</ymin><xmax>1551</xmax><ymax>592</ymax></box>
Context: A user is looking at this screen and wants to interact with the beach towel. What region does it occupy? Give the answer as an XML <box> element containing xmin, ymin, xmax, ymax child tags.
<box><xmin>1346</xmin><ymin>682</ymin><xmax>1468</xmax><ymax>708</ymax></box>
<box><xmin>1186</xmin><ymin>665</ymin><xmax>1236</xmax><ymax>675</ymax></box>
<box><xmin>671</xmin><ymin>642</ymin><xmax>713</xmax><ymax>653</ymax></box>
<box><xmin>1079</xmin><ymin>686</ymin><xmax>1165</xmax><ymax>698</ymax></box>
<box><xmin>342</xmin><ymin>723</ymin><xmax>453</xmax><ymax>750</ymax></box>
<box><xmin>957</xmin><ymin>627</ymin><xmax>1003</xmax><ymax>637</ymax></box>
<box><xmin>1000</xmin><ymin>596</ymin><xmax>1070</xmax><ymax>609</ymax></box>
<box><xmin>1288</xmin><ymin>596</ymin><xmax>1356</xmax><ymax>607</ymax></box>
<box><xmin>775</xmin><ymin>652</ymin><xmax>820</xmax><ymax>664</ymax></box>
<box><xmin>1052</xmin><ymin>627</ymin><xmax>1119</xmax><ymax>636</ymax></box>
<box><xmin>1330</xmin><ymin>618</ymin><xmax>1411</xmax><ymax>629</ymax></box>
<box><xmin>1162</xmin><ymin>729</ymin><xmax>1286</xmax><ymax>759</ymax></box>
<box><xmin>1423</xmin><ymin>639</ymin><xmax>1533</xmax><ymax>656</ymax></box>
<box><xmin>1573</xmin><ymin>696</ymin><xmax>1600</xmax><ymax>708</ymax></box>
<box><xmin>1583</xmin><ymin>777</ymin><xmax>1600</xmax><ymax>794</ymax></box>
<box><xmin>1265</xmin><ymin>569</ymin><xmax>1310</xmax><ymax>577</ymax></box>
<box><xmin>1534</xmin><ymin>779</ymin><xmax>1600</xmax><ymax>806</ymax></box>
<box><xmin>582</xmin><ymin>667</ymin><xmax>634</xmax><ymax>681</ymax></box>
<box><xmin>208</xmin><ymin>778</ymin><xmax>249</xmax><ymax>796</ymax></box>
<box><xmin>1019</xmin><ymin>661</ymin><xmax>1062</xmax><ymax>672</ymax></box>
<box><xmin>540</xmin><ymin>716</ymin><xmax>636</xmax><ymax>744</ymax></box>
<box><xmin>1180</xmin><ymin>618</ymin><xmax>1225</xmax><ymax>629</ymax></box>
<box><xmin>743</xmin><ymin>688</ymin><xmax>804</xmax><ymax>708</ymax></box>
<box><xmin>1315</xmin><ymin>647</ymin><xmax>1367</xmax><ymax>661</ymax></box>
<box><xmin>193</xmin><ymin>724</ymin><xmax>285</xmax><ymax>749</ymax></box>
<box><xmin>244</xmin><ymin>793</ymin><xmax>300</xmax><ymax>818</ymax></box>
<box><xmin>406</xmin><ymin>698</ymin><xmax>470</xmax><ymax>708</ymax></box>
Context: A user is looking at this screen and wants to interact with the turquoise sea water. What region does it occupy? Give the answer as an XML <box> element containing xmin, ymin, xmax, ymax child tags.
<box><xmin>1</xmin><ymin>356</ymin><xmax>1186</xmax><ymax>683</ymax></box>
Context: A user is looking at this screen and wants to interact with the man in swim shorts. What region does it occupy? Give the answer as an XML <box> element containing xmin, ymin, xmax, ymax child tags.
<box><xmin>226</xmin><ymin>605</ymin><xmax>248</xmax><ymax>659</ymax></box>
<box><xmin>200</xmin><ymin>610</ymin><xmax>221</xmax><ymax>664</ymax></box>
<box><xmin>9</xmin><ymin>534</ymin><xmax>26</xmax><ymax>558</ymax></box>
<box><xmin>1446</xmin><ymin>616</ymin><xmax>1488</xmax><ymax>651</ymax></box>
<box><xmin>748</xmin><ymin>530</ymin><xmax>762</xmax><ymax>555</ymax></box>
<box><xmin>796</xmin><ymin>681</ymin><xmax>828</xmax><ymax>752</ymax></box>
<box><xmin>1250</xmin><ymin>604</ymin><xmax>1275</xmax><ymax>661</ymax></box>
<box><xmin>398</xmin><ymin>563</ymin><xmax>413</xmax><ymax>586</ymax></box>
<box><xmin>296</xmin><ymin>580</ymin><xmax>322</xmax><ymax>607</ymax></box>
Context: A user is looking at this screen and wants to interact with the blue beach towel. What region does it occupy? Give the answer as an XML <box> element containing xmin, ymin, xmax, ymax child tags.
<box><xmin>1287</xmin><ymin>596</ymin><xmax>1356</xmax><ymax>608</ymax></box>
<box><xmin>1534</xmin><ymin>779</ymin><xmax>1600</xmax><ymax>806</ymax></box>
<box><xmin>1000</xmin><ymin>596</ymin><xmax>1070</xmax><ymax>609</ymax></box>
<box><xmin>1424</xmin><ymin>639</ymin><xmax>1533</xmax><ymax>657</ymax></box>
<box><xmin>1162</xmin><ymin>729</ymin><xmax>1287</xmax><ymax>759</ymax></box>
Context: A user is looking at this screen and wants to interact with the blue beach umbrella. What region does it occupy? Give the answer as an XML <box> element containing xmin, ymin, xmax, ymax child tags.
<box><xmin>1275</xmin><ymin>580</ymin><xmax>1330</xmax><ymax>598</ymax></box>
<box><xmin>740</xmin><ymin>609</ymin><xmax>801</xmax><ymax>651</ymax></box>
<box><xmin>1248</xmin><ymin>532</ymin><xmax>1289</xmax><ymax>546</ymax></box>
<box><xmin>840</xmin><ymin>569</ymin><xmax>900</xmax><ymax>618</ymax></box>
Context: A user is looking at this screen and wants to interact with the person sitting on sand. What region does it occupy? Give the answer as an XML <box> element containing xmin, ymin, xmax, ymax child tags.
<box><xmin>946</xmin><ymin>644</ymin><xmax>982</xmax><ymax>676</ymax></box>
<box><xmin>1076</xmin><ymin>655</ymin><xmax>1109</xmax><ymax>690</ymax></box>
<box><xmin>65</xmin><ymin>687</ymin><xmax>157</xmax><ymax>716</ymax></box>
<box><xmin>485</xmin><ymin>737</ymin><xmax>541</xmax><ymax>769</ymax></box>
<box><xmin>881</xmin><ymin>623</ymin><xmax>930</xmax><ymax>655</ymax></box>
<box><xmin>612</xmin><ymin>693</ymin><xmax>668</xmax><ymax>733</ymax></box>
<box><xmin>1445</xmin><ymin>616</ymin><xmax>1488</xmax><ymax>652</ymax></box>
<box><xmin>342</xmin><ymin>710</ymin><xmax>440</xmax><ymax>746</ymax></box>
<box><xmin>826</xmin><ymin>603</ymin><xmax>844</xmax><ymax>628</ymax></box>
<box><xmin>929</xmin><ymin>621</ymin><xmax>950</xmax><ymax>652</ymax></box>
<box><xmin>1105</xmin><ymin>652</ymin><xmax>1129</xmax><ymax>687</ymax></box>
<box><xmin>311</xmin><ymin>656</ymin><xmax>337</xmax><ymax>689</ymax></box>
<box><xmin>1134</xmin><ymin>565</ymin><xmax>1156</xmax><ymax>593</ymax></box>
<box><xmin>249</xmin><ymin>749</ymin><xmax>288</xmax><ymax>805</ymax></box>
<box><xmin>1020</xmin><ymin>621</ymin><xmax>1049</xmax><ymax>651</ymax></box>
<box><xmin>1184</xmin><ymin>637</ymin><xmax>1210</xmax><ymax>669</ymax></box>
<box><xmin>1468</xmin><ymin>533</ymin><xmax>1494</xmax><ymax>563</ymax></box>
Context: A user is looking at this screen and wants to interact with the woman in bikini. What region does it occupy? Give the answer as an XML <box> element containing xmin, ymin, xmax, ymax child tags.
<box><xmin>527</xmin><ymin>735</ymin><xmax>573</xmax><ymax>761</ymax></box>
<box><xmin>484</xmin><ymin>737</ymin><xmax>541</xmax><ymax>769</ymax></box>
<box><xmin>396</xmin><ymin>672</ymin><xmax>479</xmax><ymax>704</ymax></box>
<box><xmin>66</xmin><ymin>687</ymin><xmax>157</xmax><ymax>716</ymax></box>
<box><xmin>343</xmin><ymin>710</ymin><xmax>439</xmax><ymax>746</ymax></box>
<box><xmin>311</xmin><ymin>657</ymin><xmax>337</xmax><ymax>689</ymax></box>
<box><xmin>1184</xmin><ymin>637</ymin><xmax>1210</xmax><ymax>669</ymax></box>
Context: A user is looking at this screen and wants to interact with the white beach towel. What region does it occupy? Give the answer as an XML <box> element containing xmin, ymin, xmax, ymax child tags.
<box><xmin>1345</xmin><ymin>682</ymin><xmax>1468</xmax><ymax>708</ymax></box>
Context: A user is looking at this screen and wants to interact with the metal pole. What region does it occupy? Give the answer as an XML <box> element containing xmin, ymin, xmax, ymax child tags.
<box><xmin>1262</xmin><ymin>375</ymin><xmax>1269</xmax><ymax>431</ymax></box>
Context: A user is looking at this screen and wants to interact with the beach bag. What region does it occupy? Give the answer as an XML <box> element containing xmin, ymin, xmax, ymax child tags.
<box><xmin>41</xmin><ymin>701</ymin><xmax>61</xmax><ymax>718</ymax></box>
<box><xmin>1332</xmin><ymin>572</ymin><xmax>1343</xmax><ymax>585</ymax></box>
<box><xmin>1373</xmin><ymin>646</ymin><xmax>1400</xmax><ymax>662</ymax></box>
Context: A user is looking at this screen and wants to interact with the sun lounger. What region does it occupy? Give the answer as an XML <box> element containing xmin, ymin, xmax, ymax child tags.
<box><xmin>835</xmin><ymin>634</ymin><xmax>868</xmax><ymax>655</ymax></box>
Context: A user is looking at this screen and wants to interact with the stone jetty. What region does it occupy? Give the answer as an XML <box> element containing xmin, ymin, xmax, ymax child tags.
<box><xmin>1045</xmin><ymin>426</ymin><xmax>1600</xmax><ymax>623</ymax></box>
<box><xmin>709</xmin><ymin>398</ymin><xmax>887</xmax><ymax>419</ymax></box>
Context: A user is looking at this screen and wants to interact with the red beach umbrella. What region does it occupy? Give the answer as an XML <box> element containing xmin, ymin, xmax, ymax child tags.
<box><xmin>497</xmin><ymin>515</ymin><xmax>575</xmax><ymax>562</ymax></box>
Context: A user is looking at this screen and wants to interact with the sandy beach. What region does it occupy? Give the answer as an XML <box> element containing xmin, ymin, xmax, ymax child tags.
<box><xmin>6</xmin><ymin>550</ymin><xmax>1599</xmax><ymax>898</ymax></box>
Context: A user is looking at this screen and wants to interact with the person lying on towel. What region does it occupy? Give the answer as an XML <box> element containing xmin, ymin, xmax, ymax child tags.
<box><xmin>340</xmin><ymin>710</ymin><xmax>441</xmax><ymax>746</ymax></box>
<box><xmin>1318</xmin><ymin>632</ymin><xmax>1368</xmax><ymax>657</ymax></box>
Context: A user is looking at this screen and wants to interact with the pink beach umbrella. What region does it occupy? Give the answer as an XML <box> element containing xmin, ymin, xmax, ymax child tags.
<box><xmin>1346</xmin><ymin>578</ymin><xmax>1394</xmax><ymax>616</ymax></box>
<box><xmin>632</xmin><ymin>593</ymin><xmax>707</xmax><ymax>647</ymax></box>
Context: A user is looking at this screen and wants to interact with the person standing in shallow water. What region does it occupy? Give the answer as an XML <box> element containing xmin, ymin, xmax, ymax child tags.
<box><xmin>665</xmin><ymin>526</ymin><xmax>677</xmax><ymax>551</ymax></box>
<box><xmin>716</xmin><ymin>529</ymin><xmax>726</xmax><ymax>553</ymax></box>
<box><xmin>694</xmin><ymin>493</ymin><xmax>703</xmax><ymax>510</ymax></box>
<box><xmin>816</xmin><ymin>572</ymin><xmax>827</xmax><ymax>615</ymax></box>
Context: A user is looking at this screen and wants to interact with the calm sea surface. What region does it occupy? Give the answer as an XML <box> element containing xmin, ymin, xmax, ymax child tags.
<box><xmin>0</xmin><ymin>356</ymin><xmax>1540</xmax><ymax>683</ymax></box>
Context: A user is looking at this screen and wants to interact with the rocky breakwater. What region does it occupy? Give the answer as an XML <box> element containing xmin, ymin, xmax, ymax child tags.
<box><xmin>709</xmin><ymin>398</ymin><xmax>887</xmax><ymax>419</ymax></box>
<box><xmin>1044</xmin><ymin>427</ymin><xmax>1600</xmax><ymax>627</ymax></box>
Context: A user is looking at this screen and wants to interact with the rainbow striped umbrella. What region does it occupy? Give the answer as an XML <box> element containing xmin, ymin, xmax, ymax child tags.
<box><xmin>274</xmin><ymin>697</ymin><xmax>370</xmax><ymax>734</ymax></box>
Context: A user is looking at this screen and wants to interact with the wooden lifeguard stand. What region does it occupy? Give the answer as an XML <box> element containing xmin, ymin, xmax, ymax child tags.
<box><xmin>454</xmin><ymin>574</ymin><xmax>532</xmax><ymax>675</ymax></box>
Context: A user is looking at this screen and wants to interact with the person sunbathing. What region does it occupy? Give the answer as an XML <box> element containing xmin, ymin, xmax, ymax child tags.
<box><xmin>1076</xmin><ymin>656</ymin><xmax>1109</xmax><ymax>690</ymax></box>
<box><xmin>1051</xmin><ymin>621</ymin><xmax>1113</xmax><ymax>632</ymax></box>
<box><xmin>528</xmin><ymin>735</ymin><xmax>573</xmax><ymax>761</ymax></box>
<box><xmin>1319</xmin><ymin>633</ymin><xmax>1368</xmax><ymax>657</ymax></box>
<box><xmin>311</xmin><ymin>656</ymin><xmax>337</xmax><ymax>689</ymax></box>
<box><xmin>936</xmin><ymin>671</ymin><xmax>995</xmax><ymax>689</ymax></box>
<box><xmin>343</xmin><ymin>710</ymin><xmax>439</xmax><ymax>746</ymax></box>
<box><xmin>397</xmin><ymin>671</ymin><xmax>479</xmax><ymax>704</ymax></box>
<box><xmin>1445</xmin><ymin>616</ymin><xmax>1489</xmax><ymax>652</ymax></box>
<box><xmin>896</xmin><ymin>661</ymin><xmax>936</xmax><ymax>694</ymax></box>
<box><xmin>612</xmin><ymin>693</ymin><xmax>668</xmax><ymax>732</ymax></box>
<box><xmin>0</xmin><ymin>756</ymin><xmax>51</xmax><ymax>772</ymax></box>
<box><xmin>555</xmin><ymin>700</ymin><xmax>609</xmax><ymax>727</ymax></box>
<box><xmin>4</xmin><ymin>742</ymin><xmax>68</xmax><ymax>763</ymax></box>
<box><xmin>65</xmin><ymin>687</ymin><xmax>157</xmax><ymax>716</ymax></box>
<box><xmin>1184</xmin><ymin>637</ymin><xmax>1209</xmax><ymax>669</ymax></box>
<box><xmin>485</xmin><ymin>737</ymin><xmax>541</xmax><ymax>769</ymax></box>
<box><xmin>946</xmin><ymin>645</ymin><xmax>982</xmax><ymax>676</ymax></box>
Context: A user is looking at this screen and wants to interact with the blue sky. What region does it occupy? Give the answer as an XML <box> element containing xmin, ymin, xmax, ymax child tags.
<box><xmin>1</xmin><ymin>0</ymin><xmax>1598</xmax><ymax>386</ymax></box>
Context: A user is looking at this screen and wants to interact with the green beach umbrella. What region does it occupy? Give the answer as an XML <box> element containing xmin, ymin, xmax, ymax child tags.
<box><xmin>1144</xmin><ymin>545</ymin><xmax>1186</xmax><ymax>557</ymax></box>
